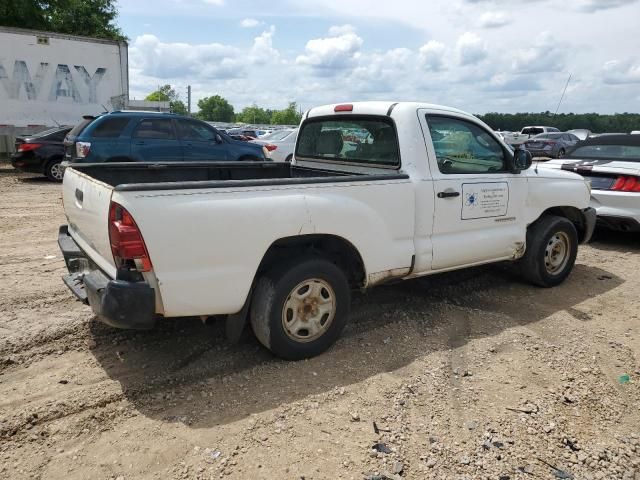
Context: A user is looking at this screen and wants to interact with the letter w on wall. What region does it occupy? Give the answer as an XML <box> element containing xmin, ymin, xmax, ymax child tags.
<box><xmin>0</xmin><ymin>61</ymin><xmax>48</xmax><ymax>100</ymax></box>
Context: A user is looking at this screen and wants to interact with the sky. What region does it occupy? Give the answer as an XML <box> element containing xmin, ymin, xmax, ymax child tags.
<box><xmin>117</xmin><ymin>0</ymin><xmax>640</xmax><ymax>114</ymax></box>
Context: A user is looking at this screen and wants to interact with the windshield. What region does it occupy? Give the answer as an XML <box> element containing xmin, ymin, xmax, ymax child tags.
<box><xmin>262</xmin><ymin>129</ymin><xmax>294</xmax><ymax>141</ymax></box>
<box><xmin>568</xmin><ymin>144</ymin><xmax>640</xmax><ymax>161</ymax></box>
<box><xmin>296</xmin><ymin>116</ymin><xmax>400</xmax><ymax>166</ymax></box>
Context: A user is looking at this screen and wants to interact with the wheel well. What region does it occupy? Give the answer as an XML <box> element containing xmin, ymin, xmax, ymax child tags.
<box><xmin>257</xmin><ymin>234</ymin><xmax>366</xmax><ymax>288</ymax></box>
<box><xmin>539</xmin><ymin>206</ymin><xmax>588</xmax><ymax>242</ymax></box>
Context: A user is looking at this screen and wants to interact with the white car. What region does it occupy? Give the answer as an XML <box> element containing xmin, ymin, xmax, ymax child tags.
<box><xmin>58</xmin><ymin>101</ymin><xmax>594</xmax><ymax>359</ymax></box>
<box><xmin>251</xmin><ymin>128</ymin><xmax>298</xmax><ymax>162</ymax></box>
<box><xmin>541</xmin><ymin>134</ymin><xmax>640</xmax><ymax>232</ymax></box>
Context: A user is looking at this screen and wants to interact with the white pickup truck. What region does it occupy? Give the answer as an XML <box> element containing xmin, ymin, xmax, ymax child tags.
<box><xmin>59</xmin><ymin>102</ymin><xmax>596</xmax><ymax>359</ymax></box>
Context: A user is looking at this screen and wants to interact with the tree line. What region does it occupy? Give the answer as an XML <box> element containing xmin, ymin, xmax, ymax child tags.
<box><xmin>477</xmin><ymin>112</ymin><xmax>640</xmax><ymax>134</ymax></box>
<box><xmin>145</xmin><ymin>86</ymin><xmax>303</xmax><ymax>125</ymax></box>
<box><xmin>0</xmin><ymin>0</ymin><xmax>124</xmax><ymax>40</ymax></box>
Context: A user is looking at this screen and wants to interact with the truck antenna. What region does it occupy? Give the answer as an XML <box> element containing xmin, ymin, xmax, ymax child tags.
<box><xmin>101</xmin><ymin>103</ymin><xmax>111</xmax><ymax>113</ymax></box>
<box><xmin>554</xmin><ymin>73</ymin><xmax>571</xmax><ymax>116</ymax></box>
<box><xmin>50</xmin><ymin>116</ymin><xmax>61</xmax><ymax>127</ymax></box>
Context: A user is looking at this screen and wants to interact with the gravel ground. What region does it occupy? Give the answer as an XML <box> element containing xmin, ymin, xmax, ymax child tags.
<box><xmin>1</xmin><ymin>162</ymin><xmax>639</xmax><ymax>480</ymax></box>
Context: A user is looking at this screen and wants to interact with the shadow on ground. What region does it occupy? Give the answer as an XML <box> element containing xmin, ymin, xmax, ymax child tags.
<box><xmin>90</xmin><ymin>250</ymin><xmax>624</xmax><ymax>428</ymax></box>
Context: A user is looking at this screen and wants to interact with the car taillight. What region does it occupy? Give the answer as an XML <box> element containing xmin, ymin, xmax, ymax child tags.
<box><xmin>108</xmin><ymin>202</ymin><xmax>152</xmax><ymax>272</ymax></box>
<box><xmin>265</xmin><ymin>144</ymin><xmax>278</xmax><ymax>151</ymax></box>
<box><xmin>17</xmin><ymin>143</ymin><xmax>42</xmax><ymax>152</ymax></box>
<box><xmin>611</xmin><ymin>175</ymin><xmax>640</xmax><ymax>192</ymax></box>
<box><xmin>76</xmin><ymin>141</ymin><xmax>91</xmax><ymax>158</ymax></box>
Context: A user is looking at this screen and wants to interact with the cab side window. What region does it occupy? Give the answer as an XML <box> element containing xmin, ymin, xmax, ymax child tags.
<box><xmin>426</xmin><ymin>115</ymin><xmax>506</xmax><ymax>174</ymax></box>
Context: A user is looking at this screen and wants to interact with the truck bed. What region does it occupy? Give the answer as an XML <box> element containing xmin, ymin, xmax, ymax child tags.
<box><xmin>69</xmin><ymin>162</ymin><xmax>406</xmax><ymax>192</ymax></box>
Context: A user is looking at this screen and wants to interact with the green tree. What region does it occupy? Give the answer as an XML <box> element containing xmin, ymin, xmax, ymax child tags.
<box><xmin>0</xmin><ymin>0</ymin><xmax>125</xmax><ymax>41</ymax></box>
<box><xmin>271</xmin><ymin>102</ymin><xmax>302</xmax><ymax>126</ymax></box>
<box><xmin>236</xmin><ymin>104</ymin><xmax>272</xmax><ymax>124</ymax></box>
<box><xmin>197</xmin><ymin>95</ymin><xmax>235</xmax><ymax>122</ymax></box>
<box><xmin>145</xmin><ymin>85</ymin><xmax>188</xmax><ymax>115</ymax></box>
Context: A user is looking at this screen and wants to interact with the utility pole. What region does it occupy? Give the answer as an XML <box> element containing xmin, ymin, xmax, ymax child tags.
<box><xmin>187</xmin><ymin>85</ymin><xmax>192</xmax><ymax>116</ymax></box>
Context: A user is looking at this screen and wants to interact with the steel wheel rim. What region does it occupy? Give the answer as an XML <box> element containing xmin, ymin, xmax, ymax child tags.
<box><xmin>50</xmin><ymin>163</ymin><xmax>63</xmax><ymax>180</ymax></box>
<box><xmin>282</xmin><ymin>278</ymin><xmax>336</xmax><ymax>343</ymax></box>
<box><xmin>545</xmin><ymin>231</ymin><xmax>571</xmax><ymax>274</ymax></box>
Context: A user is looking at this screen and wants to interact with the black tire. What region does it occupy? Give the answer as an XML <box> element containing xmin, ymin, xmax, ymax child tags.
<box><xmin>520</xmin><ymin>215</ymin><xmax>578</xmax><ymax>287</ymax></box>
<box><xmin>250</xmin><ymin>257</ymin><xmax>350</xmax><ymax>360</ymax></box>
<box><xmin>44</xmin><ymin>157</ymin><xmax>64</xmax><ymax>182</ymax></box>
<box><xmin>557</xmin><ymin>148</ymin><xmax>565</xmax><ymax>158</ymax></box>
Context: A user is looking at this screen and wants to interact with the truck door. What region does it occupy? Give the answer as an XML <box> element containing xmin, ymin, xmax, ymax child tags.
<box><xmin>419</xmin><ymin>112</ymin><xmax>528</xmax><ymax>270</ymax></box>
<box><xmin>130</xmin><ymin>118</ymin><xmax>183</xmax><ymax>162</ymax></box>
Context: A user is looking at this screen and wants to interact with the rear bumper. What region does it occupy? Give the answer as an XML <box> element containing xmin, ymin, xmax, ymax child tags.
<box><xmin>10</xmin><ymin>153</ymin><xmax>45</xmax><ymax>174</ymax></box>
<box><xmin>58</xmin><ymin>225</ymin><xmax>156</xmax><ymax>329</ymax></box>
<box><xmin>590</xmin><ymin>191</ymin><xmax>640</xmax><ymax>232</ymax></box>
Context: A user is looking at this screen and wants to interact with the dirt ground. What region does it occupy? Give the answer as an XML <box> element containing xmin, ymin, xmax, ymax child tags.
<box><xmin>1</xmin><ymin>161</ymin><xmax>639</xmax><ymax>480</ymax></box>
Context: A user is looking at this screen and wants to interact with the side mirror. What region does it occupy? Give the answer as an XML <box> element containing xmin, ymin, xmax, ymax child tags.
<box><xmin>512</xmin><ymin>148</ymin><xmax>532</xmax><ymax>172</ymax></box>
<box><xmin>214</xmin><ymin>133</ymin><xmax>223</xmax><ymax>144</ymax></box>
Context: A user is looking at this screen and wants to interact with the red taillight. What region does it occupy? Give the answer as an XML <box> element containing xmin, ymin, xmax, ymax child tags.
<box><xmin>265</xmin><ymin>144</ymin><xmax>278</xmax><ymax>151</ymax></box>
<box><xmin>611</xmin><ymin>175</ymin><xmax>640</xmax><ymax>192</ymax></box>
<box><xmin>334</xmin><ymin>104</ymin><xmax>353</xmax><ymax>112</ymax></box>
<box><xmin>108</xmin><ymin>202</ymin><xmax>152</xmax><ymax>272</ymax></box>
<box><xmin>17</xmin><ymin>143</ymin><xmax>42</xmax><ymax>152</ymax></box>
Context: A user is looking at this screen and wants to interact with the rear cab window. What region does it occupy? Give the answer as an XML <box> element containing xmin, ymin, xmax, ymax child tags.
<box><xmin>522</xmin><ymin>127</ymin><xmax>544</xmax><ymax>135</ymax></box>
<box><xmin>296</xmin><ymin>116</ymin><xmax>400</xmax><ymax>167</ymax></box>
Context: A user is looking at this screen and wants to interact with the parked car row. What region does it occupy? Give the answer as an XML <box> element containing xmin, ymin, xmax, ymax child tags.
<box><xmin>11</xmin><ymin>112</ymin><xmax>273</xmax><ymax>180</ymax></box>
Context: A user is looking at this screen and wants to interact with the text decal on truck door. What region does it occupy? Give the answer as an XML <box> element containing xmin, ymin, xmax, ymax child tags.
<box><xmin>461</xmin><ymin>182</ymin><xmax>509</xmax><ymax>220</ymax></box>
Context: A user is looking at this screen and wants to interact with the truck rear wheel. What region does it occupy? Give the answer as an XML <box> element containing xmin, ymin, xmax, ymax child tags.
<box><xmin>520</xmin><ymin>215</ymin><xmax>578</xmax><ymax>287</ymax></box>
<box><xmin>250</xmin><ymin>257</ymin><xmax>350</xmax><ymax>360</ymax></box>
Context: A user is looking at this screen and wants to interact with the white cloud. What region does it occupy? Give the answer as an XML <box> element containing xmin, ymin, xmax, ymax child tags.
<box><xmin>511</xmin><ymin>32</ymin><xmax>565</xmax><ymax>74</ymax></box>
<box><xmin>202</xmin><ymin>0</ymin><xmax>224</xmax><ymax>5</ymax></box>
<box><xmin>573</xmin><ymin>0</ymin><xmax>638</xmax><ymax>12</ymax></box>
<box><xmin>296</xmin><ymin>25</ymin><xmax>363</xmax><ymax>72</ymax></box>
<box><xmin>130</xmin><ymin>34</ymin><xmax>245</xmax><ymax>80</ymax></box>
<box><xmin>603</xmin><ymin>58</ymin><xmax>640</xmax><ymax>84</ymax></box>
<box><xmin>249</xmin><ymin>26</ymin><xmax>279</xmax><ymax>64</ymax></box>
<box><xmin>419</xmin><ymin>41</ymin><xmax>447</xmax><ymax>71</ymax></box>
<box><xmin>478</xmin><ymin>11</ymin><xmax>509</xmax><ymax>28</ymax></box>
<box><xmin>455</xmin><ymin>32</ymin><xmax>488</xmax><ymax>66</ymax></box>
<box><xmin>240</xmin><ymin>18</ymin><xmax>261</xmax><ymax>28</ymax></box>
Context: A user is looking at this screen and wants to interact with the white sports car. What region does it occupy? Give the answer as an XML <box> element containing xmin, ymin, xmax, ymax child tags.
<box><xmin>542</xmin><ymin>134</ymin><xmax>640</xmax><ymax>232</ymax></box>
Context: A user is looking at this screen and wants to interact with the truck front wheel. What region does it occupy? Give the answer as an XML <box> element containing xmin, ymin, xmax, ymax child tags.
<box><xmin>520</xmin><ymin>215</ymin><xmax>578</xmax><ymax>287</ymax></box>
<box><xmin>250</xmin><ymin>257</ymin><xmax>350</xmax><ymax>360</ymax></box>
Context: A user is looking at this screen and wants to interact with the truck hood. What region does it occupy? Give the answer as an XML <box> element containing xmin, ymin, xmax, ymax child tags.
<box><xmin>540</xmin><ymin>158</ymin><xmax>640</xmax><ymax>176</ymax></box>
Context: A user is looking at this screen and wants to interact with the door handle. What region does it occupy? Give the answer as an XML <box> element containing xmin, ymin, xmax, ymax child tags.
<box><xmin>75</xmin><ymin>188</ymin><xmax>83</xmax><ymax>203</ymax></box>
<box><xmin>437</xmin><ymin>190</ymin><xmax>460</xmax><ymax>199</ymax></box>
<box><xmin>135</xmin><ymin>141</ymin><xmax>145</xmax><ymax>145</ymax></box>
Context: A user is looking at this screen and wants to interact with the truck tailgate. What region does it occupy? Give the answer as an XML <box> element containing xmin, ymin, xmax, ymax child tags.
<box><xmin>62</xmin><ymin>168</ymin><xmax>117</xmax><ymax>278</ymax></box>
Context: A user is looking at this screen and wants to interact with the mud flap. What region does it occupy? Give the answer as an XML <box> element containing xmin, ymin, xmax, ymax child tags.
<box><xmin>225</xmin><ymin>290</ymin><xmax>251</xmax><ymax>343</ymax></box>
